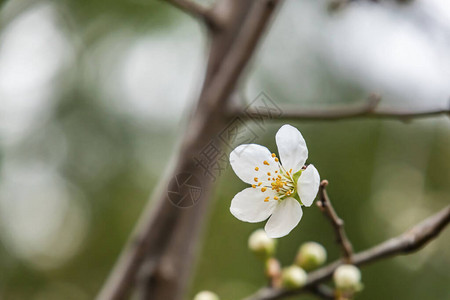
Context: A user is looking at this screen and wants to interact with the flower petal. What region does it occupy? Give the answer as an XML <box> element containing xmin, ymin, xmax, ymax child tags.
<box><xmin>230</xmin><ymin>187</ymin><xmax>278</xmax><ymax>223</ymax></box>
<box><xmin>275</xmin><ymin>124</ymin><xmax>308</xmax><ymax>174</ymax></box>
<box><xmin>297</xmin><ymin>164</ymin><xmax>320</xmax><ymax>207</ymax></box>
<box><xmin>230</xmin><ymin>144</ymin><xmax>279</xmax><ymax>185</ymax></box>
<box><xmin>264</xmin><ymin>197</ymin><xmax>303</xmax><ymax>238</ymax></box>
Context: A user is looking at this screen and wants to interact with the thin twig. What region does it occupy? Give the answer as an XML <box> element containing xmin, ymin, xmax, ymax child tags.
<box><xmin>235</xmin><ymin>94</ymin><xmax>450</xmax><ymax>121</ymax></box>
<box><xmin>328</xmin><ymin>0</ymin><xmax>380</xmax><ymax>13</ymax></box>
<box><xmin>317</xmin><ymin>180</ymin><xmax>354</xmax><ymax>262</ymax></box>
<box><xmin>164</xmin><ymin>0</ymin><xmax>218</xmax><ymax>29</ymax></box>
<box><xmin>244</xmin><ymin>205</ymin><xmax>450</xmax><ymax>300</ymax></box>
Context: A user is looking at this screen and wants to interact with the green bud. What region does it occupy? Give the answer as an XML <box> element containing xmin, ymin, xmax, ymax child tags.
<box><xmin>281</xmin><ymin>266</ymin><xmax>307</xmax><ymax>289</ymax></box>
<box><xmin>295</xmin><ymin>242</ymin><xmax>327</xmax><ymax>271</ymax></box>
<box><xmin>333</xmin><ymin>264</ymin><xmax>362</xmax><ymax>292</ymax></box>
<box><xmin>248</xmin><ymin>229</ymin><xmax>276</xmax><ymax>259</ymax></box>
<box><xmin>193</xmin><ymin>291</ymin><xmax>220</xmax><ymax>300</ymax></box>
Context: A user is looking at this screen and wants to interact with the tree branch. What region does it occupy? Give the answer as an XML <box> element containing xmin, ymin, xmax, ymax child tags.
<box><xmin>244</xmin><ymin>205</ymin><xmax>450</xmax><ymax>300</ymax></box>
<box><xmin>317</xmin><ymin>180</ymin><xmax>354</xmax><ymax>262</ymax></box>
<box><xmin>235</xmin><ymin>94</ymin><xmax>450</xmax><ymax>121</ymax></box>
<box><xmin>308</xmin><ymin>285</ymin><xmax>335</xmax><ymax>299</ymax></box>
<box><xmin>97</xmin><ymin>1</ymin><xmax>282</xmax><ymax>300</ymax></box>
<box><xmin>164</xmin><ymin>0</ymin><xmax>219</xmax><ymax>29</ymax></box>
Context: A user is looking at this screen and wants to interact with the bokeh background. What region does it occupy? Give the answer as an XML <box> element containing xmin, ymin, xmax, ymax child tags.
<box><xmin>0</xmin><ymin>0</ymin><xmax>449</xmax><ymax>299</ymax></box>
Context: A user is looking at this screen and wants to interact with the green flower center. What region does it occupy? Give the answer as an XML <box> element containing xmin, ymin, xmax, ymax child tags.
<box><xmin>251</xmin><ymin>153</ymin><xmax>303</xmax><ymax>204</ymax></box>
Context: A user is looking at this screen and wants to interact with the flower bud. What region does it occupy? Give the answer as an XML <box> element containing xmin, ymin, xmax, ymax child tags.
<box><xmin>281</xmin><ymin>266</ymin><xmax>307</xmax><ymax>289</ymax></box>
<box><xmin>295</xmin><ymin>242</ymin><xmax>327</xmax><ymax>271</ymax></box>
<box><xmin>248</xmin><ymin>229</ymin><xmax>276</xmax><ymax>259</ymax></box>
<box><xmin>333</xmin><ymin>264</ymin><xmax>362</xmax><ymax>292</ymax></box>
<box><xmin>193</xmin><ymin>291</ymin><xmax>220</xmax><ymax>300</ymax></box>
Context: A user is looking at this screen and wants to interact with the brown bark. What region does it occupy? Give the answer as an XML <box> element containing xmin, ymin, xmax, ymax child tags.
<box><xmin>96</xmin><ymin>1</ymin><xmax>282</xmax><ymax>299</ymax></box>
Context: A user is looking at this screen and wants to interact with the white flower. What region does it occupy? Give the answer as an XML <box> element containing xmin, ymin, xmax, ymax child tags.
<box><xmin>229</xmin><ymin>124</ymin><xmax>320</xmax><ymax>238</ymax></box>
<box><xmin>333</xmin><ymin>264</ymin><xmax>362</xmax><ymax>291</ymax></box>
<box><xmin>193</xmin><ymin>291</ymin><xmax>220</xmax><ymax>300</ymax></box>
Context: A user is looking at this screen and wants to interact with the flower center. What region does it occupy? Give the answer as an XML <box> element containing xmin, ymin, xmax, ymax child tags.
<box><xmin>252</xmin><ymin>153</ymin><xmax>298</xmax><ymax>202</ymax></box>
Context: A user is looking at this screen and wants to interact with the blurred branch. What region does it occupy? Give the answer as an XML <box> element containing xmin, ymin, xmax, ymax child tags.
<box><xmin>97</xmin><ymin>1</ymin><xmax>281</xmax><ymax>300</ymax></box>
<box><xmin>164</xmin><ymin>0</ymin><xmax>219</xmax><ymax>29</ymax></box>
<box><xmin>308</xmin><ymin>285</ymin><xmax>335</xmax><ymax>299</ymax></box>
<box><xmin>234</xmin><ymin>94</ymin><xmax>450</xmax><ymax>121</ymax></box>
<box><xmin>317</xmin><ymin>180</ymin><xmax>354</xmax><ymax>262</ymax></box>
<box><xmin>244</xmin><ymin>205</ymin><xmax>450</xmax><ymax>300</ymax></box>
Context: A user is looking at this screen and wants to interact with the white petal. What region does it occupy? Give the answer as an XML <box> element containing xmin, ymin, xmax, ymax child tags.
<box><xmin>264</xmin><ymin>197</ymin><xmax>303</xmax><ymax>238</ymax></box>
<box><xmin>230</xmin><ymin>144</ymin><xmax>279</xmax><ymax>185</ymax></box>
<box><xmin>275</xmin><ymin>124</ymin><xmax>308</xmax><ymax>174</ymax></box>
<box><xmin>230</xmin><ymin>187</ymin><xmax>278</xmax><ymax>223</ymax></box>
<box><xmin>297</xmin><ymin>164</ymin><xmax>320</xmax><ymax>207</ymax></box>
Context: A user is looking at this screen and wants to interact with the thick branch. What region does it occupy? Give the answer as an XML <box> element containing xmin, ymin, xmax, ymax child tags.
<box><xmin>201</xmin><ymin>0</ymin><xmax>281</xmax><ymax>109</ymax></box>
<box><xmin>236</xmin><ymin>95</ymin><xmax>450</xmax><ymax>121</ymax></box>
<box><xmin>97</xmin><ymin>1</ymin><xmax>282</xmax><ymax>300</ymax></box>
<box><xmin>244</xmin><ymin>205</ymin><xmax>450</xmax><ymax>300</ymax></box>
<box><xmin>164</xmin><ymin>0</ymin><xmax>218</xmax><ymax>29</ymax></box>
<box><xmin>317</xmin><ymin>180</ymin><xmax>353</xmax><ymax>262</ymax></box>
<box><xmin>308</xmin><ymin>285</ymin><xmax>334</xmax><ymax>299</ymax></box>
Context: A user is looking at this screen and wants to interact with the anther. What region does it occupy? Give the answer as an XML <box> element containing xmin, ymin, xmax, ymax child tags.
<box><xmin>274</xmin><ymin>196</ymin><xmax>279</xmax><ymax>200</ymax></box>
<box><xmin>252</xmin><ymin>184</ymin><xmax>256</xmax><ymax>188</ymax></box>
<box><xmin>254</xmin><ymin>177</ymin><xmax>258</xmax><ymax>182</ymax></box>
<box><xmin>255</xmin><ymin>167</ymin><xmax>259</xmax><ymax>171</ymax></box>
<box><xmin>264</xmin><ymin>197</ymin><xmax>270</xmax><ymax>202</ymax></box>
<box><xmin>261</xmin><ymin>187</ymin><xmax>267</xmax><ymax>192</ymax></box>
<box><xmin>275</xmin><ymin>158</ymin><xmax>279</xmax><ymax>162</ymax></box>
<box><xmin>263</xmin><ymin>160</ymin><xmax>269</xmax><ymax>165</ymax></box>
<box><xmin>258</xmin><ymin>182</ymin><xmax>262</xmax><ymax>186</ymax></box>
<box><xmin>271</xmin><ymin>153</ymin><xmax>276</xmax><ymax>158</ymax></box>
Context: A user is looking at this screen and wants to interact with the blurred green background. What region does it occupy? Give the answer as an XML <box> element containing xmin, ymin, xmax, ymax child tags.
<box><xmin>0</xmin><ymin>0</ymin><xmax>449</xmax><ymax>299</ymax></box>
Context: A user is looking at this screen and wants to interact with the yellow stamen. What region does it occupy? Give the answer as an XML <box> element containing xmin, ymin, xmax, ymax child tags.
<box><xmin>275</xmin><ymin>157</ymin><xmax>279</xmax><ymax>162</ymax></box>
<box><xmin>289</xmin><ymin>169</ymin><xmax>293</xmax><ymax>173</ymax></box>
<box><xmin>261</xmin><ymin>187</ymin><xmax>267</xmax><ymax>192</ymax></box>
<box><xmin>255</xmin><ymin>167</ymin><xmax>259</xmax><ymax>171</ymax></box>
<box><xmin>274</xmin><ymin>196</ymin><xmax>279</xmax><ymax>200</ymax></box>
<box><xmin>275</xmin><ymin>170</ymin><xmax>278</xmax><ymax>173</ymax></box>
<box><xmin>264</xmin><ymin>197</ymin><xmax>270</xmax><ymax>202</ymax></box>
<box><xmin>254</xmin><ymin>177</ymin><xmax>258</xmax><ymax>182</ymax></box>
<box><xmin>271</xmin><ymin>153</ymin><xmax>276</xmax><ymax>157</ymax></box>
<box><xmin>252</xmin><ymin>184</ymin><xmax>256</xmax><ymax>188</ymax></box>
<box><xmin>267</xmin><ymin>172</ymin><xmax>271</xmax><ymax>176</ymax></box>
<box><xmin>258</xmin><ymin>182</ymin><xmax>262</xmax><ymax>186</ymax></box>
<box><xmin>263</xmin><ymin>160</ymin><xmax>269</xmax><ymax>165</ymax></box>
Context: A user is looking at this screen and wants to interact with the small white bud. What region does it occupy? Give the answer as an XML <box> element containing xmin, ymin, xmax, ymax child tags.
<box><xmin>295</xmin><ymin>242</ymin><xmax>327</xmax><ymax>270</ymax></box>
<box><xmin>281</xmin><ymin>266</ymin><xmax>307</xmax><ymax>289</ymax></box>
<box><xmin>193</xmin><ymin>291</ymin><xmax>220</xmax><ymax>300</ymax></box>
<box><xmin>248</xmin><ymin>229</ymin><xmax>276</xmax><ymax>258</ymax></box>
<box><xmin>333</xmin><ymin>264</ymin><xmax>362</xmax><ymax>291</ymax></box>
